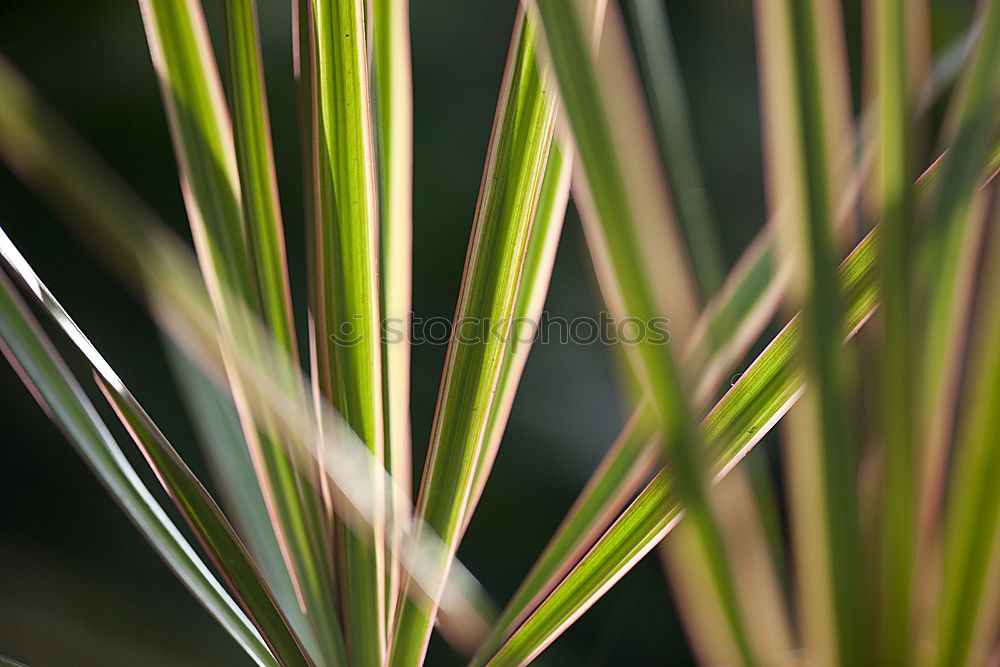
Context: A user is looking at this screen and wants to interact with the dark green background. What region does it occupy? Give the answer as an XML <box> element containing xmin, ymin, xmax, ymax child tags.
<box><xmin>0</xmin><ymin>0</ymin><xmax>973</xmax><ymax>664</ymax></box>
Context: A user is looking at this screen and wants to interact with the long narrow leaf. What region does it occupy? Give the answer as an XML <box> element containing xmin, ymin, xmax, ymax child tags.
<box><xmin>222</xmin><ymin>0</ymin><xmax>298</xmax><ymax>356</ymax></box>
<box><xmin>98</xmin><ymin>379</ymin><xmax>313</xmax><ymax>667</ymax></box>
<box><xmin>307</xmin><ymin>1</ymin><xmax>387</xmax><ymax>659</ymax></box>
<box><xmin>0</xmin><ymin>57</ymin><xmax>493</xmax><ymax>657</ymax></box>
<box><xmin>0</xmin><ymin>269</ymin><xmax>276</xmax><ymax>667</ymax></box>
<box><xmin>873</xmin><ymin>0</ymin><xmax>916</xmax><ymax>662</ymax></box>
<box><xmin>464</xmin><ymin>143</ymin><xmax>573</xmax><ymax>531</ymax></box>
<box><xmin>137</xmin><ymin>4</ymin><xmax>347</xmax><ymax>662</ymax></box>
<box><xmin>915</xmin><ymin>0</ymin><xmax>1000</xmax><ymax>549</ymax></box>
<box><xmin>935</xmin><ymin>189</ymin><xmax>1000</xmax><ymax>667</ymax></box>
<box><xmin>470</xmin><ymin>409</ymin><xmax>657</xmax><ymax>664</ymax></box>
<box><xmin>0</xmin><ymin>48</ymin><xmax>500</xmax><ymax>658</ymax></box>
<box><xmin>387</xmin><ymin>10</ymin><xmax>559</xmax><ymax>664</ymax></box>
<box><xmin>478</xmin><ymin>9</ymin><xmax>974</xmax><ymax>658</ymax></box>
<box><xmin>623</xmin><ymin>0</ymin><xmax>725</xmax><ymax>298</ymax></box>
<box><xmin>165</xmin><ymin>343</ymin><xmax>324</xmax><ymax>663</ymax></box>
<box><xmin>0</xmin><ymin>226</ymin><xmax>311</xmax><ymax>666</ymax></box>
<box><xmin>465</xmin><ymin>0</ymin><xmax>609</xmax><ymax>565</ymax></box>
<box><xmin>755</xmin><ymin>0</ymin><xmax>865</xmax><ymax>661</ymax></box>
<box><xmin>483</xmin><ymin>223</ymin><xmax>880</xmax><ymax>665</ymax></box>
<box><xmin>534</xmin><ymin>1</ymin><xmax>757</xmax><ymax>663</ymax></box>
<box><xmin>369</xmin><ymin>0</ymin><xmax>415</xmax><ymax>628</ymax></box>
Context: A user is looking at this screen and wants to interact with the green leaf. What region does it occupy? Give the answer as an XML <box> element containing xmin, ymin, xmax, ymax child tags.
<box><xmin>0</xmin><ymin>225</ymin><xmax>311</xmax><ymax>666</ymax></box>
<box><xmin>306</xmin><ymin>1</ymin><xmax>388</xmax><ymax>659</ymax></box>
<box><xmin>465</xmin><ymin>141</ymin><xmax>572</xmax><ymax>530</ymax></box>
<box><xmin>387</xmin><ymin>10</ymin><xmax>559</xmax><ymax>665</ymax></box>
<box><xmin>221</xmin><ymin>0</ymin><xmax>298</xmax><ymax>357</ymax></box>
<box><xmin>137</xmin><ymin>4</ymin><xmax>347</xmax><ymax>662</ymax></box>
<box><xmin>0</xmin><ymin>55</ymin><xmax>493</xmax><ymax>660</ymax></box>
<box><xmin>97</xmin><ymin>384</ymin><xmax>313</xmax><ymax>666</ymax></box>
<box><xmin>137</xmin><ymin>0</ymin><xmax>253</xmax><ymax>303</ymax></box>
<box><xmin>465</xmin><ymin>0</ymin><xmax>608</xmax><ymax>574</ymax></box>
<box><xmin>0</xmin><ymin>261</ymin><xmax>276</xmax><ymax>667</ymax></box>
<box><xmin>935</xmin><ymin>196</ymin><xmax>1000</xmax><ymax>667</ymax></box>
<box><xmin>755</xmin><ymin>0</ymin><xmax>865</xmax><ymax>661</ymax></box>
<box><xmin>874</xmin><ymin>0</ymin><xmax>917</xmax><ymax>663</ymax></box>
<box><xmin>214</xmin><ymin>6</ymin><xmax>325</xmax><ymax>652</ymax></box>
<box><xmin>369</xmin><ymin>0</ymin><xmax>415</xmax><ymax>627</ymax></box>
<box><xmin>165</xmin><ymin>343</ymin><xmax>324</xmax><ymax>664</ymax></box>
<box><xmin>533</xmin><ymin>1</ymin><xmax>756</xmax><ymax>662</ymax></box>
<box><xmin>915</xmin><ymin>0</ymin><xmax>1000</xmax><ymax>548</ymax></box>
<box><xmin>483</xmin><ymin>224</ymin><xmax>881</xmax><ymax>665</ymax></box>
<box><xmin>623</xmin><ymin>0</ymin><xmax>725</xmax><ymax>299</ymax></box>
<box><xmin>470</xmin><ymin>408</ymin><xmax>656</xmax><ymax>664</ymax></box>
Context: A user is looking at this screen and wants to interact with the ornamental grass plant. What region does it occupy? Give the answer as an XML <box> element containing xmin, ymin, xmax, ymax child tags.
<box><xmin>2</xmin><ymin>0</ymin><xmax>1000</xmax><ymax>665</ymax></box>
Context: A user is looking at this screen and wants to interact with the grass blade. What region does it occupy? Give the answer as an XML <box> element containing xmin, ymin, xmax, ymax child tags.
<box><xmin>222</xmin><ymin>0</ymin><xmax>298</xmax><ymax>357</ymax></box>
<box><xmin>935</xmin><ymin>191</ymin><xmax>1000</xmax><ymax>667</ymax></box>
<box><xmin>584</xmin><ymin>6</ymin><xmax>792</xmax><ymax>660</ymax></box>
<box><xmin>467</xmin><ymin>0</ymin><xmax>609</xmax><ymax>569</ymax></box>
<box><xmin>0</xmin><ymin>268</ymin><xmax>276</xmax><ymax>667</ymax></box>
<box><xmin>464</xmin><ymin>142</ymin><xmax>573</xmax><ymax>531</ymax></box>
<box><xmin>534</xmin><ymin>1</ymin><xmax>756</xmax><ymax>662</ymax></box>
<box><xmin>216</xmin><ymin>16</ymin><xmax>327</xmax><ymax>651</ymax></box>
<box><xmin>470</xmin><ymin>409</ymin><xmax>657</xmax><ymax>664</ymax></box>
<box><xmin>387</xmin><ymin>10</ymin><xmax>559</xmax><ymax>664</ymax></box>
<box><xmin>483</xmin><ymin>223</ymin><xmax>881</xmax><ymax>665</ymax></box>
<box><xmin>622</xmin><ymin>0</ymin><xmax>725</xmax><ymax>298</ymax></box>
<box><xmin>369</xmin><ymin>0</ymin><xmax>414</xmax><ymax>626</ymax></box>
<box><xmin>755</xmin><ymin>0</ymin><xmax>865</xmax><ymax>661</ymax></box>
<box><xmin>0</xmin><ymin>51</ymin><xmax>494</xmax><ymax>657</ymax></box>
<box><xmin>96</xmin><ymin>377</ymin><xmax>313</xmax><ymax>667</ymax></box>
<box><xmin>140</xmin><ymin>233</ymin><xmax>496</xmax><ymax>657</ymax></box>
<box><xmin>165</xmin><ymin>344</ymin><xmax>324</xmax><ymax>663</ymax></box>
<box><xmin>307</xmin><ymin>1</ymin><xmax>387</xmax><ymax>659</ymax></box>
<box><xmin>137</xmin><ymin>4</ymin><xmax>347</xmax><ymax>661</ymax></box>
<box><xmin>915</xmin><ymin>0</ymin><xmax>1000</xmax><ymax>549</ymax></box>
<box><xmin>138</xmin><ymin>0</ymin><xmax>253</xmax><ymax>303</ymax></box>
<box><xmin>873</xmin><ymin>0</ymin><xmax>917</xmax><ymax>662</ymax></box>
<box><xmin>0</xmin><ymin>225</ymin><xmax>311</xmax><ymax>666</ymax></box>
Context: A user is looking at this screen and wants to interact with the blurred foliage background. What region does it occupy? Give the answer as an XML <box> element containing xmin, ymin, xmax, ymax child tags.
<box><xmin>0</xmin><ymin>0</ymin><xmax>974</xmax><ymax>664</ymax></box>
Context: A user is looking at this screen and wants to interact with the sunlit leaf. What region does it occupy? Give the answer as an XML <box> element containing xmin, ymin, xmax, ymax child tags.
<box><xmin>0</xmin><ymin>264</ymin><xmax>276</xmax><ymax>667</ymax></box>
<box><xmin>388</xmin><ymin>9</ymin><xmax>559</xmax><ymax>664</ymax></box>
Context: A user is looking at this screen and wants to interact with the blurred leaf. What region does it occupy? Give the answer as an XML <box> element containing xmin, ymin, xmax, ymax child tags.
<box><xmin>873</xmin><ymin>0</ymin><xmax>917</xmax><ymax>663</ymax></box>
<box><xmin>477</xmin><ymin>0</ymin><xmax>966</xmax><ymax>658</ymax></box>
<box><xmin>755</xmin><ymin>0</ymin><xmax>865</xmax><ymax>661</ymax></box>
<box><xmin>935</xmin><ymin>191</ymin><xmax>1000</xmax><ymax>667</ymax></box>
<box><xmin>0</xmin><ymin>264</ymin><xmax>276</xmax><ymax>667</ymax></box>
<box><xmin>533</xmin><ymin>0</ymin><xmax>755</xmax><ymax>662</ymax></box>
<box><xmin>623</xmin><ymin>0</ymin><xmax>725</xmax><ymax>298</ymax></box>
<box><xmin>916</xmin><ymin>0</ymin><xmax>1000</xmax><ymax>549</ymax></box>
<box><xmin>165</xmin><ymin>343</ymin><xmax>323</xmax><ymax>664</ymax></box>
<box><xmin>484</xmin><ymin>223</ymin><xmax>880</xmax><ymax>665</ymax></box>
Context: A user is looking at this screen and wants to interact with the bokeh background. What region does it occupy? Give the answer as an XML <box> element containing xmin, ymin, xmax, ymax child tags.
<box><xmin>0</xmin><ymin>0</ymin><xmax>975</xmax><ymax>664</ymax></box>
